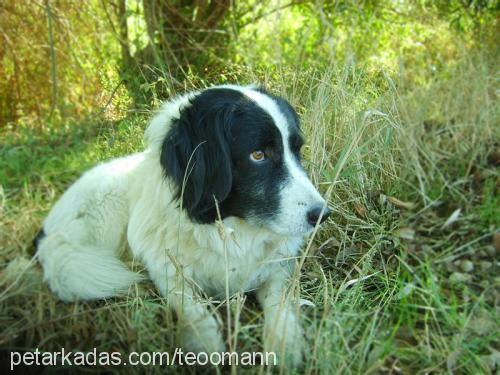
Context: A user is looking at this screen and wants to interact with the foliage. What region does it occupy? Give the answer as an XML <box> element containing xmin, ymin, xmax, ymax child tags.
<box><xmin>0</xmin><ymin>0</ymin><xmax>121</xmax><ymax>126</ymax></box>
<box><xmin>1</xmin><ymin>0</ymin><xmax>498</xmax><ymax>126</ymax></box>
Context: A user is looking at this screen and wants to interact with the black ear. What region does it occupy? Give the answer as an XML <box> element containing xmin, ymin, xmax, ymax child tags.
<box><xmin>160</xmin><ymin>95</ymin><xmax>234</xmax><ymax>223</ymax></box>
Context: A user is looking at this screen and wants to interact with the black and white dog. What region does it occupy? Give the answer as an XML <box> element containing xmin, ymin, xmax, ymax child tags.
<box><xmin>36</xmin><ymin>85</ymin><xmax>331</xmax><ymax>365</ymax></box>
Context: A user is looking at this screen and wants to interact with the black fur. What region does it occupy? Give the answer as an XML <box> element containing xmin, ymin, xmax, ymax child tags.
<box><xmin>160</xmin><ymin>87</ymin><xmax>303</xmax><ymax>224</ymax></box>
<box><xmin>33</xmin><ymin>229</ymin><xmax>45</xmax><ymax>252</ymax></box>
<box><xmin>161</xmin><ymin>89</ymin><xmax>239</xmax><ymax>223</ymax></box>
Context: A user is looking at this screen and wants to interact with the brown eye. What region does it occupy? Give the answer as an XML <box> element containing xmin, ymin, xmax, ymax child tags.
<box><xmin>250</xmin><ymin>150</ymin><xmax>265</xmax><ymax>162</ymax></box>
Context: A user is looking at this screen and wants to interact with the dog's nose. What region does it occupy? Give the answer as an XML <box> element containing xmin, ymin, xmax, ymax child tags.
<box><xmin>307</xmin><ymin>205</ymin><xmax>331</xmax><ymax>226</ymax></box>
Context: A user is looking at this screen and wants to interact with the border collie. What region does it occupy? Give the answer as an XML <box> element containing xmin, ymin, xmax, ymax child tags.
<box><xmin>35</xmin><ymin>85</ymin><xmax>331</xmax><ymax>366</ymax></box>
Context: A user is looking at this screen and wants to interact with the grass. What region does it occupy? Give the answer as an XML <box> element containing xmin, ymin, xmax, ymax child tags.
<box><xmin>0</xmin><ymin>51</ymin><xmax>498</xmax><ymax>374</ymax></box>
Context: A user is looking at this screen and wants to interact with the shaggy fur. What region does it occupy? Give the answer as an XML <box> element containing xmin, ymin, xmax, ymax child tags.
<box><xmin>36</xmin><ymin>84</ymin><xmax>330</xmax><ymax>366</ymax></box>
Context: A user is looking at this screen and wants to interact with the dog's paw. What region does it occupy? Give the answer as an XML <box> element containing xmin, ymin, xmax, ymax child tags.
<box><xmin>181</xmin><ymin>315</ymin><xmax>225</xmax><ymax>354</ymax></box>
<box><xmin>263</xmin><ymin>312</ymin><xmax>304</xmax><ymax>367</ymax></box>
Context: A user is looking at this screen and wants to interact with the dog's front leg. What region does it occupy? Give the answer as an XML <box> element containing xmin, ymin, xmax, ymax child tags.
<box><xmin>257</xmin><ymin>270</ymin><xmax>303</xmax><ymax>367</ymax></box>
<box><xmin>171</xmin><ymin>287</ymin><xmax>226</xmax><ymax>354</ymax></box>
<box><xmin>147</xmin><ymin>260</ymin><xmax>225</xmax><ymax>354</ymax></box>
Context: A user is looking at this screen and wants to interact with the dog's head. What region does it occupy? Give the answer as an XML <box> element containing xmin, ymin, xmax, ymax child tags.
<box><xmin>154</xmin><ymin>85</ymin><xmax>330</xmax><ymax>236</ymax></box>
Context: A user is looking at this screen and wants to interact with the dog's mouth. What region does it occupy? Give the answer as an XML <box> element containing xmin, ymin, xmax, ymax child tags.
<box><xmin>254</xmin><ymin>205</ymin><xmax>331</xmax><ymax>237</ymax></box>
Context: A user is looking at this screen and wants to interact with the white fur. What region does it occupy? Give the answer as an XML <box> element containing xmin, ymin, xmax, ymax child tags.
<box><xmin>37</xmin><ymin>85</ymin><xmax>325</xmax><ymax>366</ymax></box>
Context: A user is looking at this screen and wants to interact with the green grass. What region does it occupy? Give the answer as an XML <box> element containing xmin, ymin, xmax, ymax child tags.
<box><xmin>0</xmin><ymin>52</ymin><xmax>498</xmax><ymax>374</ymax></box>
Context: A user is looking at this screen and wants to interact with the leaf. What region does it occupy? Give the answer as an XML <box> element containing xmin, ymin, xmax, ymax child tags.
<box><xmin>480</xmin><ymin>350</ymin><xmax>500</xmax><ymax>370</ymax></box>
<box><xmin>468</xmin><ymin>312</ymin><xmax>497</xmax><ymax>336</ymax></box>
<box><xmin>383</xmin><ymin>126</ymin><xmax>394</xmax><ymax>147</ymax></box>
<box><xmin>459</xmin><ymin>260</ymin><xmax>474</xmax><ymax>273</ymax></box>
<box><xmin>487</xmin><ymin>148</ymin><xmax>500</xmax><ymax>166</ymax></box>
<box><xmin>447</xmin><ymin>349</ymin><xmax>461</xmax><ymax>372</ymax></box>
<box><xmin>449</xmin><ymin>272</ymin><xmax>471</xmax><ymax>284</ymax></box>
<box><xmin>318</xmin><ymin>237</ymin><xmax>341</xmax><ymax>251</ymax></box>
<box><xmin>397</xmin><ymin>283</ymin><xmax>415</xmax><ymax>299</ymax></box>
<box><xmin>494</xmin><ymin>232</ymin><xmax>500</xmax><ymax>254</ymax></box>
<box><xmin>299</xmin><ymin>298</ymin><xmax>315</xmax><ymax>307</ymax></box>
<box><xmin>395</xmin><ymin>227</ymin><xmax>415</xmax><ymax>241</ymax></box>
<box><xmin>442</xmin><ymin>208</ymin><xmax>461</xmax><ymax>228</ymax></box>
<box><xmin>387</xmin><ymin>196</ymin><xmax>415</xmax><ymax>210</ymax></box>
<box><xmin>354</xmin><ymin>204</ymin><xmax>368</xmax><ymax>218</ymax></box>
<box><xmin>338</xmin><ymin>273</ymin><xmax>380</xmax><ymax>293</ymax></box>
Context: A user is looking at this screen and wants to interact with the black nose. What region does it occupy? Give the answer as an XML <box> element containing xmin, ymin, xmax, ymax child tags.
<box><xmin>307</xmin><ymin>205</ymin><xmax>332</xmax><ymax>226</ymax></box>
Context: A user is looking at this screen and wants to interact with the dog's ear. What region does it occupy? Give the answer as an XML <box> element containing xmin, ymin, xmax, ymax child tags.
<box><xmin>160</xmin><ymin>101</ymin><xmax>233</xmax><ymax>223</ymax></box>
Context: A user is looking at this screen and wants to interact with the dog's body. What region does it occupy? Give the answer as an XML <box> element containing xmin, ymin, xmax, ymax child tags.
<box><xmin>36</xmin><ymin>85</ymin><xmax>330</xmax><ymax>365</ymax></box>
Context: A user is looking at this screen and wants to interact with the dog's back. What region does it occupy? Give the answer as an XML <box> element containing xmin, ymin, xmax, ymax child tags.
<box><xmin>35</xmin><ymin>154</ymin><xmax>145</xmax><ymax>301</ymax></box>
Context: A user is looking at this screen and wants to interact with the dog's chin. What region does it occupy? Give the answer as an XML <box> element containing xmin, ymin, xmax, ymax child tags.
<box><xmin>247</xmin><ymin>217</ymin><xmax>314</xmax><ymax>238</ymax></box>
<box><xmin>272</xmin><ymin>225</ymin><xmax>314</xmax><ymax>237</ymax></box>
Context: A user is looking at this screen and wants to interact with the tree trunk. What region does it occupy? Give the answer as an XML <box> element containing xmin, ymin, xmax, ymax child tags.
<box><xmin>118</xmin><ymin>0</ymin><xmax>231</xmax><ymax>105</ymax></box>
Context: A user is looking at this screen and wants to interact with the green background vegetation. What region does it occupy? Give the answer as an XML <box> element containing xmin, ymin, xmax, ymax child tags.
<box><xmin>0</xmin><ymin>0</ymin><xmax>498</xmax><ymax>373</ymax></box>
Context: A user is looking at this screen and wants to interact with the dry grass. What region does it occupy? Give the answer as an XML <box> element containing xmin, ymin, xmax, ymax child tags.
<box><xmin>0</xmin><ymin>51</ymin><xmax>498</xmax><ymax>374</ymax></box>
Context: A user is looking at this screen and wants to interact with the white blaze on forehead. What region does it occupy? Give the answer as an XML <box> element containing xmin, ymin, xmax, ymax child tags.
<box><xmin>220</xmin><ymin>86</ymin><xmax>293</xmax><ymax>158</ymax></box>
<box><xmin>237</xmin><ymin>88</ymin><xmax>290</xmax><ymax>136</ymax></box>
<box><xmin>234</xmin><ymin>87</ymin><xmax>305</xmax><ymax>178</ymax></box>
<box><xmin>230</xmin><ymin>86</ymin><xmax>323</xmax><ymax>193</ymax></box>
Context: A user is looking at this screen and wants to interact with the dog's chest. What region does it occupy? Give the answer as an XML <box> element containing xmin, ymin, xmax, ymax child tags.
<box><xmin>191</xmin><ymin>241</ymin><xmax>278</xmax><ymax>297</ymax></box>
<box><xmin>184</xmin><ymin>223</ymin><xmax>301</xmax><ymax>297</ymax></box>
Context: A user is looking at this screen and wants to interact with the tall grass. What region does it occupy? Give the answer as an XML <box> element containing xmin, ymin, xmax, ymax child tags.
<box><xmin>0</xmin><ymin>50</ymin><xmax>498</xmax><ymax>373</ymax></box>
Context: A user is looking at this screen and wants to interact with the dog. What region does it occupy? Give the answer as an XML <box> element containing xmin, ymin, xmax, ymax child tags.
<box><xmin>35</xmin><ymin>84</ymin><xmax>331</xmax><ymax>365</ymax></box>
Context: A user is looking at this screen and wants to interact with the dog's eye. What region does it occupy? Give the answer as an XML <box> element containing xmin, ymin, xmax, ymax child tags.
<box><xmin>250</xmin><ymin>150</ymin><xmax>266</xmax><ymax>162</ymax></box>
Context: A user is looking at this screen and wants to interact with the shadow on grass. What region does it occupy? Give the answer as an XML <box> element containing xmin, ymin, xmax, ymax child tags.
<box><xmin>0</xmin><ymin>113</ymin><xmax>149</xmax><ymax>192</ymax></box>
